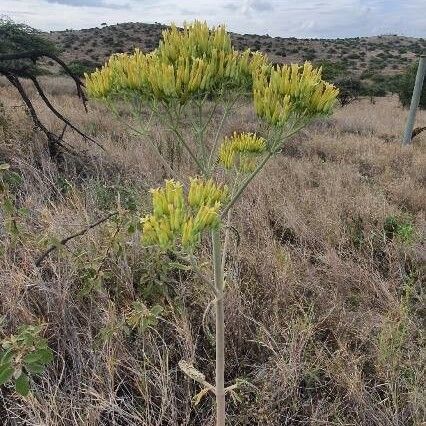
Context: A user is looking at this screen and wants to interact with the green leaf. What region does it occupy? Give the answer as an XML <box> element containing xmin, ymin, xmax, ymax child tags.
<box><xmin>25</xmin><ymin>362</ymin><xmax>44</xmax><ymax>374</ymax></box>
<box><xmin>168</xmin><ymin>262</ymin><xmax>192</xmax><ymax>271</ymax></box>
<box><xmin>0</xmin><ymin>349</ymin><xmax>13</xmax><ymax>364</ymax></box>
<box><xmin>15</xmin><ymin>373</ymin><xmax>30</xmax><ymax>396</ymax></box>
<box><xmin>2</xmin><ymin>198</ymin><xmax>15</xmax><ymax>215</ymax></box>
<box><xmin>0</xmin><ymin>364</ymin><xmax>14</xmax><ymax>385</ymax></box>
<box><xmin>23</xmin><ymin>348</ymin><xmax>53</xmax><ymax>366</ymax></box>
<box><xmin>150</xmin><ymin>305</ymin><xmax>164</xmax><ymax>316</ymax></box>
<box><xmin>0</xmin><ymin>163</ymin><xmax>10</xmax><ymax>171</ymax></box>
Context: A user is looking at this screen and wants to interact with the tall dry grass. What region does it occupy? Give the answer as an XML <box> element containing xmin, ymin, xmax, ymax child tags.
<box><xmin>0</xmin><ymin>78</ymin><xmax>425</xmax><ymax>425</ymax></box>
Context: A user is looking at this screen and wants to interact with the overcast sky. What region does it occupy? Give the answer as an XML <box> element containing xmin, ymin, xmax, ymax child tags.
<box><xmin>2</xmin><ymin>0</ymin><xmax>425</xmax><ymax>38</ymax></box>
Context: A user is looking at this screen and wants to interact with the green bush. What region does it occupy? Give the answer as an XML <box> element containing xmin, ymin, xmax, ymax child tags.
<box><xmin>334</xmin><ymin>77</ymin><xmax>362</xmax><ymax>106</ymax></box>
<box><xmin>314</xmin><ymin>60</ymin><xmax>347</xmax><ymax>81</ymax></box>
<box><xmin>396</xmin><ymin>63</ymin><xmax>426</xmax><ymax>109</ymax></box>
<box><xmin>0</xmin><ymin>18</ymin><xmax>57</xmax><ymax>76</ymax></box>
<box><xmin>0</xmin><ymin>325</ymin><xmax>53</xmax><ymax>396</ymax></box>
<box><xmin>65</xmin><ymin>59</ymin><xmax>99</xmax><ymax>77</ymax></box>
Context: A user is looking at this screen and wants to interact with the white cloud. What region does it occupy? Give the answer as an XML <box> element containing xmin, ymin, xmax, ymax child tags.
<box><xmin>45</xmin><ymin>0</ymin><xmax>128</xmax><ymax>9</ymax></box>
<box><xmin>1</xmin><ymin>0</ymin><xmax>425</xmax><ymax>37</ymax></box>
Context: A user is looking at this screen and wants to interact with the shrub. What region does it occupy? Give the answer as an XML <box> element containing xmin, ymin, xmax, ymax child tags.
<box><xmin>315</xmin><ymin>60</ymin><xmax>347</xmax><ymax>81</ymax></box>
<box><xmin>396</xmin><ymin>63</ymin><xmax>426</xmax><ymax>109</ymax></box>
<box><xmin>0</xmin><ymin>18</ymin><xmax>57</xmax><ymax>76</ymax></box>
<box><xmin>334</xmin><ymin>77</ymin><xmax>362</xmax><ymax>106</ymax></box>
<box><xmin>346</xmin><ymin>53</ymin><xmax>360</xmax><ymax>59</ymax></box>
<box><xmin>0</xmin><ymin>325</ymin><xmax>53</xmax><ymax>396</ymax></box>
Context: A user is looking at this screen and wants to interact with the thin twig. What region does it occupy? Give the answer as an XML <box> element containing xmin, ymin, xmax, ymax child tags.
<box><xmin>221</xmin><ymin>123</ymin><xmax>307</xmax><ymax>217</ymax></box>
<box><xmin>35</xmin><ymin>211</ymin><xmax>118</xmax><ymax>267</ymax></box>
<box><xmin>163</xmin><ymin>103</ymin><xmax>205</xmax><ymax>174</ymax></box>
<box><xmin>207</xmin><ymin>94</ymin><xmax>239</xmax><ymax>173</ymax></box>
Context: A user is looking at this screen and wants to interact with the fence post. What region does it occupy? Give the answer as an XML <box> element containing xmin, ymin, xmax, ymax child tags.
<box><xmin>402</xmin><ymin>55</ymin><xmax>426</xmax><ymax>145</ymax></box>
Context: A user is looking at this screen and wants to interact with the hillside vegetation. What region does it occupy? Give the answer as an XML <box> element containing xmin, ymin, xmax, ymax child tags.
<box><xmin>44</xmin><ymin>22</ymin><xmax>426</xmax><ymax>94</ymax></box>
<box><xmin>46</xmin><ymin>23</ymin><xmax>425</xmax><ymax>74</ymax></box>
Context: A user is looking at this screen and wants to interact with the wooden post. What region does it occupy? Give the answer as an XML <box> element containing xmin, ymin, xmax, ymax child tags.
<box><xmin>402</xmin><ymin>55</ymin><xmax>426</xmax><ymax>145</ymax></box>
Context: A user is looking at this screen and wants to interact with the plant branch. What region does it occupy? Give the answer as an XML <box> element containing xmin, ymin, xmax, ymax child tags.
<box><xmin>108</xmin><ymin>103</ymin><xmax>181</xmax><ymax>180</ymax></box>
<box><xmin>207</xmin><ymin>96</ymin><xmax>238</xmax><ymax>174</ymax></box>
<box><xmin>221</xmin><ymin>150</ymin><xmax>272</xmax><ymax>217</ymax></box>
<box><xmin>174</xmin><ymin>253</ymin><xmax>217</xmax><ymax>295</ymax></box>
<box><xmin>29</xmin><ymin>75</ymin><xmax>104</xmax><ymax>151</ymax></box>
<box><xmin>4</xmin><ymin>73</ymin><xmax>77</xmax><ymax>158</ymax></box>
<box><xmin>0</xmin><ymin>50</ymin><xmax>88</xmax><ymax>110</ymax></box>
<box><xmin>178</xmin><ymin>360</ymin><xmax>216</xmax><ymax>394</ymax></box>
<box><xmin>221</xmin><ymin>123</ymin><xmax>307</xmax><ymax>217</ymax></box>
<box><xmin>35</xmin><ymin>211</ymin><xmax>118</xmax><ymax>267</ymax></box>
<box><xmin>163</xmin><ymin>103</ymin><xmax>205</xmax><ymax>174</ymax></box>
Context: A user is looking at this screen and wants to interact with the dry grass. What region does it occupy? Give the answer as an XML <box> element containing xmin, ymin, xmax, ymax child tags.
<box><xmin>0</xmin><ymin>78</ymin><xmax>425</xmax><ymax>425</ymax></box>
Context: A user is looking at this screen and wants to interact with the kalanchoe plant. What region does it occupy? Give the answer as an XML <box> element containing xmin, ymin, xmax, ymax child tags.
<box><xmin>0</xmin><ymin>325</ymin><xmax>53</xmax><ymax>396</ymax></box>
<box><xmin>86</xmin><ymin>20</ymin><xmax>338</xmax><ymax>425</ymax></box>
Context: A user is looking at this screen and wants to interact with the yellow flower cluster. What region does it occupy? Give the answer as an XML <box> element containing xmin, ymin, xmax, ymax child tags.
<box><xmin>157</xmin><ymin>22</ymin><xmax>232</xmax><ymax>63</ymax></box>
<box><xmin>141</xmin><ymin>178</ymin><xmax>228</xmax><ymax>249</ymax></box>
<box><xmin>219</xmin><ymin>132</ymin><xmax>266</xmax><ymax>172</ymax></box>
<box><xmin>188</xmin><ymin>177</ymin><xmax>229</xmax><ymax>208</ymax></box>
<box><xmin>86</xmin><ymin>21</ymin><xmax>338</xmax><ymax>127</ymax></box>
<box><xmin>85</xmin><ymin>21</ymin><xmax>268</xmax><ymax>102</ymax></box>
<box><xmin>253</xmin><ymin>62</ymin><xmax>339</xmax><ymax>126</ymax></box>
<box><xmin>84</xmin><ymin>49</ymin><xmax>149</xmax><ymax>98</ymax></box>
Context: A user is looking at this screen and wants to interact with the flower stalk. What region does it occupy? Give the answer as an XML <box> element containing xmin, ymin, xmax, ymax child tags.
<box><xmin>212</xmin><ymin>227</ymin><xmax>226</xmax><ymax>425</ymax></box>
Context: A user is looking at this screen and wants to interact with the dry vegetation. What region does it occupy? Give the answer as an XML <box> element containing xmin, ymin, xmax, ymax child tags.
<box><xmin>0</xmin><ymin>75</ymin><xmax>425</xmax><ymax>425</ymax></box>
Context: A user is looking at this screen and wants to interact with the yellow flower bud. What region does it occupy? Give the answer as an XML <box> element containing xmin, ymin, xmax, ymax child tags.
<box><xmin>218</xmin><ymin>132</ymin><xmax>266</xmax><ymax>172</ymax></box>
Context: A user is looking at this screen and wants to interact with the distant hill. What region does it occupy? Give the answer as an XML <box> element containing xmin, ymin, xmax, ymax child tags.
<box><xmin>44</xmin><ymin>22</ymin><xmax>425</xmax><ymax>88</ymax></box>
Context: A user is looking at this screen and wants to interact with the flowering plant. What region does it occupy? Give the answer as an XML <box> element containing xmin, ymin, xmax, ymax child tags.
<box><xmin>86</xmin><ymin>20</ymin><xmax>338</xmax><ymax>425</ymax></box>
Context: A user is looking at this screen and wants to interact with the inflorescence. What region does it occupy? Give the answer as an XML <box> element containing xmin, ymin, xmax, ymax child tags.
<box><xmin>85</xmin><ymin>21</ymin><xmax>338</xmax><ymax>126</ymax></box>
<box><xmin>141</xmin><ymin>178</ymin><xmax>228</xmax><ymax>249</ymax></box>
<box><xmin>218</xmin><ymin>132</ymin><xmax>266</xmax><ymax>172</ymax></box>
<box><xmin>253</xmin><ymin>62</ymin><xmax>339</xmax><ymax>126</ymax></box>
<box><xmin>85</xmin><ymin>21</ymin><xmax>268</xmax><ymax>103</ymax></box>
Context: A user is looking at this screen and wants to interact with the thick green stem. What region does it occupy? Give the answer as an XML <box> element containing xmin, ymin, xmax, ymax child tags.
<box><xmin>212</xmin><ymin>227</ymin><xmax>226</xmax><ymax>426</ymax></box>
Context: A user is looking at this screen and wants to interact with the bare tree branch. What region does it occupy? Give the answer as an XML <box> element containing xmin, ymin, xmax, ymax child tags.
<box><xmin>35</xmin><ymin>211</ymin><xmax>118</xmax><ymax>267</ymax></box>
<box><xmin>1</xmin><ymin>49</ymin><xmax>105</xmax><ymax>158</ymax></box>
<box><xmin>4</xmin><ymin>72</ymin><xmax>76</xmax><ymax>158</ymax></box>
<box><xmin>0</xmin><ymin>50</ymin><xmax>88</xmax><ymax>109</ymax></box>
<box><xmin>29</xmin><ymin>75</ymin><xmax>105</xmax><ymax>151</ymax></box>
